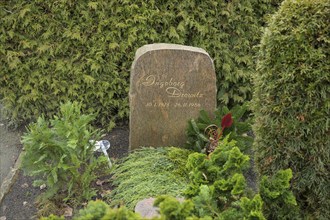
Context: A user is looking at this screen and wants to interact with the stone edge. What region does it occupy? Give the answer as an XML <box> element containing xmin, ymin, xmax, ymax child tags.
<box><xmin>133</xmin><ymin>43</ymin><xmax>209</xmax><ymax>64</ymax></box>
<box><xmin>0</xmin><ymin>151</ymin><xmax>24</xmax><ymax>205</ymax></box>
<box><xmin>130</xmin><ymin>43</ymin><xmax>214</xmax><ymax>89</ymax></box>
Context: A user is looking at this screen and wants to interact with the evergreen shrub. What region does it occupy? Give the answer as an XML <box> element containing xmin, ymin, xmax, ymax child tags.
<box><xmin>75</xmin><ymin>200</ymin><xmax>113</xmax><ymax>220</ymax></box>
<box><xmin>253</xmin><ymin>0</ymin><xmax>330</xmax><ymax>218</ymax></box>
<box><xmin>40</xmin><ymin>215</ymin><xmax>64</xmax><ymax>220</ymax></box>
<box><xmin>181</xmin><ymin>136</ymin><xmax>298</xmax><ymax>219</ymax></box>
<box><xmin>43</xmin><ymin>200</ymin><xmax>142</xmax><ymax>220</ymax></box>
<box><xmin>0</xmin><ymin>0</ymin><xmax>280</xmax><ymax>129</ymax></box>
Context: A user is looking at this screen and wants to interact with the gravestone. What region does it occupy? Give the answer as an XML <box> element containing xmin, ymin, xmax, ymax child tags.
<box><xmin>129</xmin><ymin>43</ymin><xmax>216</xmax><ymax>150</ymax></box>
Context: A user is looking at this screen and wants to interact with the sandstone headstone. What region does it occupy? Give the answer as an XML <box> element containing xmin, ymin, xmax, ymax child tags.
<box><xmin>129</xmin><ymin>43</ymin><xmax>216</xmax><ymax>150</ymax></box>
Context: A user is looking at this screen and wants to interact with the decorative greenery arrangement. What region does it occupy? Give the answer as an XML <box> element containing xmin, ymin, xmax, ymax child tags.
<box><xmin>108</xmin><ymin>147</ymin><xmax>191</xmax><ymax>209</ymax></box>
<box><xmin>185</xmin><ymin>104</ymin><xmax>253</xmax><ymax>153</ymax></box>
<box><xmin>0</xmin><ymin>0</ymin><xmax>281</xmax><ymax>129</ymax></box>
<box><xmin>203</xmin><ymin>112</ymin><xmax>234</xmax><ymax>155</ymax></box>
<box><xmin>253</xmin><ymin>0</ymin><xmax>330</xmax><ymax>218</ymax></box>
<box><xmin>21</xmin><ymin>102</ymin><xmax>111</xmax><ymax>207</ymax></box>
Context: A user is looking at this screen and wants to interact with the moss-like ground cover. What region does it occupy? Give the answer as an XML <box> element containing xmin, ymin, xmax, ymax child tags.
<box><xmin>108</xmin><ymin>147</ymin><xmax>191</xmax><ymax>209</ymax></box>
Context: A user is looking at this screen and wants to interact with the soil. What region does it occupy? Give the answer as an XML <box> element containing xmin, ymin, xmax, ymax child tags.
<box><xmin>0</xmin><ymin>126</ymin><xmax>129</xmax><ymax>220</ymax></box>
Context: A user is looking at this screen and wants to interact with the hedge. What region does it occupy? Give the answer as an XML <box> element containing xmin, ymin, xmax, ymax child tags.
<box><xmin>253</xmin><ymin>0</ymin><xmax>330</xmax><ymax>218</ymax></box>
<box><xmin>0</xmin><ymin>0</ymin><xmax>280</xmax><ymax>129</ymax></box>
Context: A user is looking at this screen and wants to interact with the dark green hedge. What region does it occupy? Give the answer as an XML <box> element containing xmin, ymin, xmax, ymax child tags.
<box><xmin>253</xmin><ymin>0</ymin><xmax>330</xmax><ymax>218</ymax></box>
<box><xmin>0</xmin><ymin>0</ymin><xmax>280</xmax><ymax>129</ymax></box>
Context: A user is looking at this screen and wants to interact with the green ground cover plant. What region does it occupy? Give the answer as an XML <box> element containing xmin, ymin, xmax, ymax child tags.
<box><xmin>108</xmin><ymin>147</ymin><xmax>191</xmax><ymax>209</ymax></box>
<box><xmin>0</xmin><ymin>0</ymin><xmax>281</xmax><ymax>129</ymax></box>
<box><xmin>253</xmin><ymin>0</ymin><xmax>330</xmax><ymax>218</ymax></box>
<box><xmin>21</xmin><ymin>102</ymin><xmax>111</xmax><ymax>209</ymax></box>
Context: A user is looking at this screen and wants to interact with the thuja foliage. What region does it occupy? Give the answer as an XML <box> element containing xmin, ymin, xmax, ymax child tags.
<box><xmin>185</xmin><ymin>136</ymin><xmax>250</xmax><ymax>198</ymax></box>
<box><xmin>40</xmin><ymin>215</ymin><xmax>64</xmax><ymax>220</ymax></box>
<box><xmin>75</xmin><ymin>200</ymin><xmax>141</xmax><ymax>220</ymax></box>
<box><xmin>253</xmin><ymin>0</ymin><xmax>330</xmax><ymax>218</ymax></box>
<box><xmin>0</xmin><ymin>0</ymin><xmax>281</xmax><ymax>128</ymax></box>
<box><xmin>153</xmin><ymin>196</ymin><xmax>195</xmax><ymax>220</ymax></box>
<box><xmin>166</xmin><ymin>136</ymin><xmax>298</xmax><ymax>219</ymax></box>
<box><xmin>108</xmin><ymin>147</ymin><xmax>191</xmax><ymax>209</ymax></box>
<box><xmin>42</xmin><ymin>200</ymin><xmax>142</xmax><ymax>220</ymax></box>
<box><xmin>75</xmin><ymin>200</ymin><xmax>109</xmax><ymax>220</ymax></box>
<box><xmin>21</xmin><ymin>102</ymin><xmax>111</xmax><ymax>206</ymax></box>
<box><xmin>186</xmin><ymin>104</ymin><xmax>253</xmax><ymax>153</ymax></box>
<box><xmin>260</xmin><ymin>169</ymin><xmax>301</xmax><ymax>219</ymax></box>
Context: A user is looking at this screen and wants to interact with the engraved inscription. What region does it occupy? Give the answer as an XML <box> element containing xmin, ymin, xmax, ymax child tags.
<box><xmin>145</xmin><ymin>100</ymin><xmax>201</xmax><ymax>108</ymax></box>
<box><xmin>142</xmin><ymin>75</ymin><xmax>185</xmax><ymax>89</ymax></box>
<box><xmin>141</xmin><ymin>74</ymin><xmax>204</xmax><ymax>103</ymax></box>
<box><xmin>174</xmin><ymin>102</ymin><xmax>201</xmax><ymax>108</ymax></box>
<box><xmin>166</xmin><ymin>87</ymin><xmax>203</xmax><ymax>98</ymax></box>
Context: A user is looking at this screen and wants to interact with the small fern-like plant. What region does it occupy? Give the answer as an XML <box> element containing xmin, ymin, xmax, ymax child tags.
<box><xmin>21</xmin><ymin>102</ymin><xmax>111</xmax><ymax>206</ymax></box>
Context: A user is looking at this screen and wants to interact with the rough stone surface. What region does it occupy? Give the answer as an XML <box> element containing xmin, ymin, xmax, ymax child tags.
<box><xmin>129</xmin><ymin>43</ymin><xmax>216</xmax><ymax>150</ymax></box>
<box><xmin>134</xmin><ymin>197</ymin><xmax>160</xmax><ymax>219</ymax></box>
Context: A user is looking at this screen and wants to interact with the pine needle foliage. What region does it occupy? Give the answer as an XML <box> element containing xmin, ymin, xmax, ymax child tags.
<box><xmin>0</xmin><ymin>0</ymin><xmax>281</xmax><ymax>129</ymax></box>
<box><xmin>108</xmin><ymin>147</ymin><xmax>191</xmax><ymax>210</ymax></box>
<box><xmin>253</xmin><ymin>0</ymin><xmax>330</xmax><ymax>219</ymax></box>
